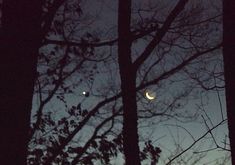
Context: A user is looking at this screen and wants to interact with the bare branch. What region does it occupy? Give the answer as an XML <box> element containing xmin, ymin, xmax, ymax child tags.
<box><xmin>133</xmin><ymin>0</ymin><xmax>189</xmax><ymax>71</ymax></box>
<box><xmin>166</xmin><ymin>119</ymin><xmax>227</xmax><ymax>165</ymax></box>
<box><xmin>44</xmin><ymin>43</ymin><xmax>221</xmax><ymax>164</ymax></box>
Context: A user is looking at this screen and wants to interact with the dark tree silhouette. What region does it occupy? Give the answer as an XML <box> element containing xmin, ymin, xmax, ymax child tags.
<box><xmin>0</xmin><ymin>0</ymin><xmax>225</xmax><ymax>164</ymax></box>
<box><xmin>6</xmin><ymin>0</ymin><xmax>223</xmax><ymax>164</ymax></box>
<box><xmin>223</xmin><ymin>0</ymin><xmax>235</xmax><ymax>164</ymax></box>
<box><xmin>117</xmin><ymin>0</ymin><xmax>189</xmax><ymax>164</ymax></box>
<box><xmin>0</xmin><ymin>0</ymin><xmax>41</xmax><ymax>164</ymax></box>
<box><xmin>117</xmin><ymin>0</ymin><xmax>141</xmax><ymax>164</ymax></box>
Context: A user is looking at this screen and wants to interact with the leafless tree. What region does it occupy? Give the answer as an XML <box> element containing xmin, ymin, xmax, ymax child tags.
<box><xmin>23</xmin><ymin>0</ymin><xmax>229</xmax><ymax>164</ymax></box>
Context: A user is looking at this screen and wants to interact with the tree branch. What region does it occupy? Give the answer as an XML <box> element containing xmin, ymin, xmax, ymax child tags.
<box><xmin>41</xmin><ymin>0</ymin><xmax>65</xmax><ymax>38</ymax></box>
<box><xmin>133</xmin><ymin>0</ymin><xmax>189</xmax><ymax>71</ymax></box>
<box><xmin>44</xmin><ymin>43</ymin><xmax>221</xmax><ymax>164</ymax></box>
<box><xmin>71</xmin><ymin>109</ymin><xmax>121</xmax><ymax>165</ymax></box>
<box><xmin>166</xmin><ymin>119</ymin><xmax>227</xmax><ymax>165</ymax></box>
<box><xmin>137</xmin><ymin>43</ymin><xmax>222</xmax><ymax>90</ymax></box>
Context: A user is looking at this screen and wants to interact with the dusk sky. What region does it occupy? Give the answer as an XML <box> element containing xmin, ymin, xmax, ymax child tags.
<box><xmin>28</xmin><ymin>0</ymin><xmax>231</xmax><ymax>164</ymax></box>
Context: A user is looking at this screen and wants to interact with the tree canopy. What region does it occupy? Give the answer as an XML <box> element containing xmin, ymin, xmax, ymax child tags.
<box><xmin>1</xmin><ymin>0</ymin><xmax>231</xmax><ymax>164</ymax></box>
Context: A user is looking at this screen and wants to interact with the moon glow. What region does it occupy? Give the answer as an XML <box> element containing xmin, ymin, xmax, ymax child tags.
<box><xmin>145</xmin><ymin>91</ymin><xmax>156</xmax><ymax>100</ymax></box>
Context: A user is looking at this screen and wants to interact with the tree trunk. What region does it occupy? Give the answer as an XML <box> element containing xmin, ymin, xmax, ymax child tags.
<box><xmin>223</xmin><ymin>0</ymin><xmax>235</xmax><ymax>164</ymax></box>
<box><xmin>0</xmin><ymin>0</ymin><xmax>41</xmax><ymax>164</ymax></box>
<box><xmin>118</xmin><ymin>0</ymin><xmax>141</xmax><ymax>164</ymax></box>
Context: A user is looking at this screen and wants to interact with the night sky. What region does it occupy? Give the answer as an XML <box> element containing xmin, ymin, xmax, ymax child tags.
<box><xmin>29</xmin><ymin>0</ymin><xmax>230</xmax><ymax>164</ymax></box>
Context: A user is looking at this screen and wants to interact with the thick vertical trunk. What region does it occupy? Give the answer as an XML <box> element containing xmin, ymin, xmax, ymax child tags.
<box><xmin>118</xmin><ymin>0</ymin><xmax>141</xmax><ymax>164</ymax></box>
<box><xmin>0</xmin><ymin>0</ymin><xmax>41</xmax><ymax>164</ymax></box>
<box><xmin>223</xmin><ymin>0</ymin><xmax>235</xmax><ymax>164</ymax></box>
<box><xmin>120</xmin><ymin>72</ymin><xmax>141</xmax><ymax>165</ymax></box>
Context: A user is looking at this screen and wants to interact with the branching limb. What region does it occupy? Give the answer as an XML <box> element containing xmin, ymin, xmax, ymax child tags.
<box><xmin>133</xmin><ymin>0</ymin><xmax>189</xmax><ymax>71</ymax></box>
<box><xmin>165</xmin><ymin>119</ymin><xmax>227</xmax><ymax>165</ymax></box>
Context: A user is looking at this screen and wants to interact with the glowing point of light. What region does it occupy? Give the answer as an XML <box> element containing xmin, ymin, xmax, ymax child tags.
<box><xmin>82</xmin><ymin>91</ymin><xmax>89</xmax><ymax>97</ymax></box>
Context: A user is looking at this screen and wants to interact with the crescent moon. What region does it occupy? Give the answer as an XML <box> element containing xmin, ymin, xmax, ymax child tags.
<box><xmin>145</xmin><ymin>92</ymin><xmax>155</xmax><ymax>100</ymax></box>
